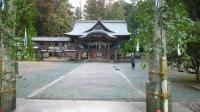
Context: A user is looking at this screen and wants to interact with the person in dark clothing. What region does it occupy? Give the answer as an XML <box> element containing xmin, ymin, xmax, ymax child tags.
<box><xmin>131</xmin><ymin>56</ymin><xmax>135</xmax><ymax>69</ymax></box>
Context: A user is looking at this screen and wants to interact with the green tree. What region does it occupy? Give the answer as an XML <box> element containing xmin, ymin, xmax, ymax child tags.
<box><xmin>44</xmin><ymin>0</ymin><xmax>72</xmax><ymax>36</ymax></box>
<box><xmin>35</xmin><ymin>0</ymin><xmax>72</xmax><ymax>36</ymax></box>
<box><xmin>186</xmin><ymin>22</ymin><xmax>200</xmax><ymax>81</ymax></box>
<box><xmin>15</xmin><ymin>0</ymin><xmax>38</xmax><ymax>60</ymax></box>
<box><xmin>84</xmin><ymin>0</ymin><xmax>106</xmax><ymax>19</ymax></box>
<box><xmin>125</xmin><ymin>0</ymin><xmax>200</xmax><ymax>81</ymax></box>
<box><xmin>1</xmin><ymin>0</ymin><xmax>16</xmax><ymax>59</ymax></box>
<box><xmin>182</xmin><ymin>0</ymin><xmax>200</xmax><ymax>21</ymax></box>
<box><xmin>105</xmin><ymin>1</ymin><xmax>125</xmax><ymax>20</ymax></box>
<box><xmin>130</xmin><ymin>0</ymin><xmax>154</xmax><ymax>52</ymax></box>
<box><xmin>1</xmin><ymin>0</ymin><xmax>37</xmax><ymax>60</ymax></box>
<box><xmin>74</xmin><ymin>7</ymin><xmax>81</xmax><ymax>20</ymax></box>
<box><xmin>35</xmin><ymin>0</ymin><xmax>54</xmax><ymax>36</ymax></box>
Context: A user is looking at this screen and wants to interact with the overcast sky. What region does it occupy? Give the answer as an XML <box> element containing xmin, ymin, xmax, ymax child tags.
<box><xmin>69</xmin><ymin>0</ymin><xmax>132</xmax><ymax>8</ymax></box>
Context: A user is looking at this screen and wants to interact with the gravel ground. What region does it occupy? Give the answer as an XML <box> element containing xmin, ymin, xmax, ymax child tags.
<box><xmin>182</xmin><ymin>101</ymin><xmax>200</xmax><ymax>112</ymax></box>
<box><xmin>17</xmin><ymin>61</ymin><xmax>82</xmax><ymax>98</ymax></box>
<box><xmin>31</xmin><ymin>63</ymin><xmax>145</xmax><ymax>101</ymax></box>
<box><xmin>114</xmin><ymin>62</ymin><xmax>148</xmax><ymax>93</ymax></box>
<box><xmin>188</xmin><ymin>102</ymin><xmax>200</xmax><ymax>112</ymax></box>
<box><xmin>115</xmin><ymin>62</ymin><xmax>200</xmax><ymax>112</ymax></box>
<box><xmin>17</xmin><ymin>61</ymin><xmax>200</xmax><ymax>111</ymax></box>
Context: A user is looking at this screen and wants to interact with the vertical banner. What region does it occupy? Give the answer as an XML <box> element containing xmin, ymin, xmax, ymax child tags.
<box><xmin>0</xmin><ymin>0</ymin><xmax>4</xmax><ymax>11</ymax></box>
<box><xmin>177</xmin><ymin>44</ymin><xmax>181</xmax><ymax>56</ymax></box>
<box><xmin>24</xmin><ymin>28</ymin><xmax>28</xmax><ymax>47</ymax></box>
<box><xmin>156</xmin><ymin>0</ymin><xmax>161</xmax><ymax>8</ymax></box>
<box><xmin>136</xmin><ymin>40</ymin><xmax>139</xmax><ymax>52</ymax></box>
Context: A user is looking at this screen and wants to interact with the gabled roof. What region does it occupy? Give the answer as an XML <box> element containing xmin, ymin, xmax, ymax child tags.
<box><xmin>32</xmin><ymin>37</ymin><xmax>71</xmax><ymax>42</ymax></box>
<box><xmin>84</xmin><ymin>19</ymin><xmax>115</xmax><ymax>33</ymax></box>
<box><xmin>65</xmin><ymin>19</ymin><xmax>131</xmax><ymax>38</ymax></box>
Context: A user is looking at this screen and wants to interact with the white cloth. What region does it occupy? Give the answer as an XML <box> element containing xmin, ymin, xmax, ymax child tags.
<box><xmin>177</xmin><ymin>44</ymin><xmax>181</xmax><ymax>56</ymax></box>
<box><xmin>136</xmin><ymin>41</ymin><xmax>139</xmax><ymax>52</ymax></box>
<box><xmin>155</xmin><ymin>0</ymin><xmax>161</xmax><ymax>8</ymax></box>
<box><xmin>1</xmin><ymin>0</ymin><xmax>4</xmax><ymax>10</ymax></box>
<box><xmin>24</xmin><ymin>28</ymin><xmax>28</xmax><ymax>47</ymax></box>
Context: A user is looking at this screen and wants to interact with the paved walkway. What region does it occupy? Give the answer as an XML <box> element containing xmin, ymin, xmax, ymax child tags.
<box><xmin>27</xmin><ymin>63</ymin><xmax>145</xmax><ymax>100</ymax></box>
<box><xmin>16</xmin><ymin>98</ymin><xmax>192</xmax><ymax>112</ymax></box>
<box><xmin>16</xmin><ymin>62</ymin><xmax>193</xmax><ymax>112</ymax></box>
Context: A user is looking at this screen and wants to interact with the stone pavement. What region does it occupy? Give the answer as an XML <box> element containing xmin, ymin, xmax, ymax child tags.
<box><xmin>16</xmin><ymin>62</ymin><xmax>195</xmax><ymax>112</ymax></box>
<box><xmin>16</xmin><ymin>98</ymin><xmax>192</xmax><ymax>112</ymax></box>
<box><xmin>28</xmin><ymin>63</ymin><xmax>145</xmax><ymax>100</ymax></box>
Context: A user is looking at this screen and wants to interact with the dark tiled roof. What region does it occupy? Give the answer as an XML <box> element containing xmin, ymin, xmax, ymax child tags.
<box><xmin>65</xmin><ymin>19</ymin><xmax>131</xmax><ymax>37</ymax></box>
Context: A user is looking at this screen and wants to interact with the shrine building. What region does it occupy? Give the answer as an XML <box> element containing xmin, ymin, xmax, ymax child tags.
<box><xmin>32</xmin><ymin>19</ymin><xmax>131</xmax><ymax>61</ymax></box>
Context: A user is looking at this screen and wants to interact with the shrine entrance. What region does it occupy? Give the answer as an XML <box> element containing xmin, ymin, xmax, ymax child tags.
<box><xmin>85</xmin><ymin>42</ymin><xmax>111</xmax><ymax>60</ymax></box>
<box><xmin>79</xmin><ymin>33</ymin><xmax>116</xmax><ymax>60</ymax></box>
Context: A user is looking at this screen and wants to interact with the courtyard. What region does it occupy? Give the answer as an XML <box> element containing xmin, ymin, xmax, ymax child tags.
<box><xmin>16</xmin><ymin>61</ymin><xmax>200</xmax><ymax>112</ymax></box>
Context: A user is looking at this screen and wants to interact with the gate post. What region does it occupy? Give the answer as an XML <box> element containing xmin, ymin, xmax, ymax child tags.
<box><xmin>0</xmin><ymin>0</ymin><xmax>16</xmax><ymax>111</ymax></box>
<box><xmin>146</xmin><ymin>0</ymin><xmax>172</xmax><ymax>112</ymax></box>
<box><xmin>0</xmin><ymin>53</ymin><xmax>2</xmax><ymax>110</ymax></box>
<box><xmin>0</xmin><ymin>47</ymin><xmax>17</xmax><ymax>112</ymax></box>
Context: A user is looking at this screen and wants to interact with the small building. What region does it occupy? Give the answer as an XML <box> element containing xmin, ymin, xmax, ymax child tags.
<box><xmin>32</xmin><ymin>19</ymin><xmax>131</xmax><ymax>61</ymax></box>
<box><xmin>32</xmin><ymin>37</ymin><xmax>76</xmax><ymax>58</ymax></box>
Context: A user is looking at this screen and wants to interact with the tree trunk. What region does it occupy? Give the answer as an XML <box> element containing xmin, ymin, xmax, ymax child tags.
<box><xmin>196</xmin><ymin>64</ymin><xmax>200</xmax><ymax>82</ymax></box>
<box><xmin>146</xmin><ymin>1</ymin><xmax>172</xmax><ymax>112</ymax></box>
<box><xmin>192</xmin><ymin>59</ymin><xmax>200</xmax><ymax>82</ymax></box>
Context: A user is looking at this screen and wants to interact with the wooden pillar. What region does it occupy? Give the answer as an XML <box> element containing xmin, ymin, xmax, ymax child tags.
<box><xmin>75</xmin><ymin>39</ymin><xmax>79</xmax><ymax>61</ymax></box>
<box><xmin>0</xmin><ymin>54</ymin><xmax>2</xmax><ymax>108</ymax></box>
<box><xmin>53</xmin><ymin>42</ymin><xmax>55</xmax><ymax>57</ymax></box>
<box><xmin>108</xmin><ymin>44</ymin><xmax>110</xmax><ymax>60</ymax></box>
<box><xmin>87</xmin><ymin>43</ymin><xmax>90</xmax><ymax>60</ymax></box>
<box><xmin>79</xmin><ymin>51</ymin><xmax>81</xmax><ymax>60</ymax></box>
<box><xmin>120</xmin><ymin>50</ymin><xmax>123</xmax><ymax>61</ymax></box>
<box><xmin>114</xmin><ymin>49</ymin><xmax>117</xmax><ymax>62</ymax></box>
<box><xmin>73</xmin><ymin>52</ymin><xmax>76</xmax><ymax>60</ymax></box>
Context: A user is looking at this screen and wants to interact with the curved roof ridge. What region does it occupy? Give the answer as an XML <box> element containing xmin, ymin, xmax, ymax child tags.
<box><xmin>79</xmin><ymin>30</ymin><xmax>117</xmax><ymax>40</ymax></box>
<box><xmin>75</xmin><ymin>20</ymin><xmax>126</xmax><ymax>23</ymax></box>
<box><xmin>65</xmin><ymin>19</ymin><xmax>131</xmax><ymax>37</ymax></box>
<box><xmin>102</xmin><ymin>20</ymin><xmax>126</xmax><ymax>23</ymax></box>
<box><xmin>84</xmin><ymin>19</ymin><xmax>115</xmax><ymax>33</ymax></box>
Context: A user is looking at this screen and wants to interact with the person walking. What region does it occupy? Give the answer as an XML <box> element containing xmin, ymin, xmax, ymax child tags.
<box><xmin>131</xmin><ymin>56</ymin><xmax>135</xmax><ymax>69</ymax></box>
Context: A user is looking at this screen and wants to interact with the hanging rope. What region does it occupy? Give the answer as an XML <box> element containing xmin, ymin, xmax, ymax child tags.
<box><xmin>0</xmin><ymin>88</ymin><xmax>16</xmax><ymax>94</ymax></box>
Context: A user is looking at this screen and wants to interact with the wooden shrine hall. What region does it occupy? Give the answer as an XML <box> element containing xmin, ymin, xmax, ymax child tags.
<box><xmin>65</xmin><ymin>19</ymin><xmax>131</xmax><ymax>61</ymax></box>
<box><xmin>32</xmin><ymin>19</ymin><xmax>131</xmax><ymax>61</ymax></box>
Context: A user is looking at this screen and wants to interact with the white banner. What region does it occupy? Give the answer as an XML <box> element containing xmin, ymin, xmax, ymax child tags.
<box><xmin>136</xmin><ymin>41</ymin><xmax>139</xmax><ymax>52</ymax></box>
<box><xmin>177</xmin><ymin>44</ymin><xmax>181</xmax><ymax>56</ymax></box>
